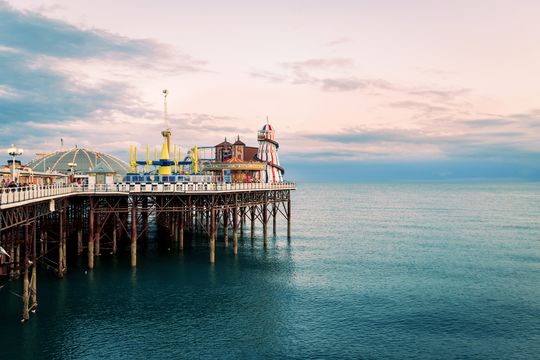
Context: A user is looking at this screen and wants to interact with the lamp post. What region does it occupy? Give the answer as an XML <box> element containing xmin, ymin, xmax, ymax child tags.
<box><xmin>7</xmin><ymin>144</ymin><xmax>23</xmax><ymax>183</ymax></box>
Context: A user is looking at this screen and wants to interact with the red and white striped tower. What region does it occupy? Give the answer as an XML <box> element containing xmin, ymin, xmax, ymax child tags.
<box><xmin>257</xmin><ymin>122</ymin><xmax>284</xmax><ymax>183</ymax></box>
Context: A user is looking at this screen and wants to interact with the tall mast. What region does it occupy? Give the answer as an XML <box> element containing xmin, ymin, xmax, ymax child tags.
<box><xmin>163</xmin><ymin>89</ymin><xmax>169</xmax><ymax>130</ymax></box>
<box><xmin>161</xmin><ymin>89</ymin><xmax>171</xmax><ymax>155</ymax></box>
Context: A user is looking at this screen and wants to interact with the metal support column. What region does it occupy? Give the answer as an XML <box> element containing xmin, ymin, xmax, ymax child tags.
<box><xmin>131</xmin><ymin>197</ymin><xmax>137</xmax><ymax>267</ymax></box>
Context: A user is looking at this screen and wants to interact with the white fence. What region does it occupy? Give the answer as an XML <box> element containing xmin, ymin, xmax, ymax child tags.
<box><xmin>87</xmin><ymin>182</ymin><xmax>296</xmax><ymax>193</ymax></box>
<box><xmin>0</xmin><ymin>182</ymin><xmax>296</xmax><ymax>207</ymax></box>
<box><xmin>0</xmin><ymin>184</ymin><xmax>74</xmax><ymax>206</ymax></box>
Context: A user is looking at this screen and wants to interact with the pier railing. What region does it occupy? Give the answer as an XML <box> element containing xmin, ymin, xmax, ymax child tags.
<box><xmin>0</xmin><ymin>182</ymin><xmax>296</xmax><ymax>207</ymax></box>
<box><xmin>85</xmin><ymin>181</ymin><xmax>296</xmax><ymax>193</ymax></box>
<box><xmin>0</xmin><ymin>184</ymin><xmax>74</xmax><ymax>206</ymax></box>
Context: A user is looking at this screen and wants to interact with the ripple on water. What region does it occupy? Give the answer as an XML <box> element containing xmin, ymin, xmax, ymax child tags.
<box><xmin>0</xmin><ymin>182</ymin><xmax>539</xmax><ymax>359</ymax></box>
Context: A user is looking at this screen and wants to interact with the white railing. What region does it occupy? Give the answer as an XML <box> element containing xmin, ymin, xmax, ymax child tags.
<box><xmin>0</xmin><ymin>182</ymin><xmax>296</xmax><ymax>206</ymax></box>
<box><xmin>0</xmin><ymin>184</ymin><xmax>76</xmax><ymax>206</ymax></box>
<box><xmin>81</xmin><ymin>181</ymin><xmax>296</xmax><ymax>193</ymax></box>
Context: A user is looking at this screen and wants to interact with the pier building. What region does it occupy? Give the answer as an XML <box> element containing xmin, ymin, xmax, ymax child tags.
<box><xmin>0</xmin><ymin>91</ymin><xmax>295</xmax><ymax>322</ymax></box>
<box><xmin>28</xmin><ymin>148</ymin><xmax>129</xmax><ymax>181</ymax></box>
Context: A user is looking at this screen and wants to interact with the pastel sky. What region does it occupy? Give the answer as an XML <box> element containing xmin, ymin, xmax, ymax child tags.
<box><xmin>1</xmin><ymin>0</ymin><xmax>539</xmax><ymax>180</ymax></box>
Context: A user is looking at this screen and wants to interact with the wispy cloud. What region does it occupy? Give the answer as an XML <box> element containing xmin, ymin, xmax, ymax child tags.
<box><xmin>461</xmin><ymin>119</ymin><xmax>515</xmax><ymax>128</ymax></box>
<box><xmin>408</xmin><ymin>88</ymin><xmax>470</xmax><ymax>102</ymax></box>
<box><xmin>0</xmin><ymin>1</ymin><xmax>208</xmax><ymax>156</ymax></box>
<box><xmin>249</xmin><ymin>70</ymin><xmax>286</xmax><ymax>83</ymax></box>
<box><xmin>389</xmin><ymin>101</ymin><xmax>449</xmax><ymax>114</ymax></box>
<box><xmin>325</xmin><ymin>37</ymin><xmax>353</xmax><ymax>47</ymax></box>
<box><xmin>307</xmin><ymin>126</ymin><xmax>527</xmax><ymax>146</ymax></box>
<box><xmin>282</xmin><ymin>58</ymin><xmax>354</xmax><ymax>70</ymax></box>
<box><xmin>301</xmin><ymin>120</ymin><xmax>537</xmax><ymax>164</ymax></box>
<box><xmin>0</xmin><ymin>1</ymin><xmax>205</xmax><ymax>73</ymax></box>
<box><xmin>251</xmin><ymin>57</ymin><xmax>395</xmax><ymax>93</ymax></box>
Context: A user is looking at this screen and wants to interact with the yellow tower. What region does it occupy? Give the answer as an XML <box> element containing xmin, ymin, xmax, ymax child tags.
<box><xmin>192</xmin><ymin>146</ymin><xmax>198</xmax><ymax>174</ymax></box>
<box><xmin>145</xmin><ymin>145</ymin><xmax>150</xmax><ymax>173</ymax></box>
<box><xmin>159</xmin><ymin>143</ymin><xmax>171</xmax><ymax>175</ymax></box>
<box><xmin>129</xmin><ymin>145</ymin><xmax>138</xmax><ymax>173</ymax></box>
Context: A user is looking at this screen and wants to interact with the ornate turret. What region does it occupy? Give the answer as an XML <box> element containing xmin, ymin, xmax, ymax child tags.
<box><xmin>215</xmin><ymin>138</ymin><xmax>232</xmax><ymax>162</ymax></box>
<box><xmin>233</xmin><ymin>135</ymin><xmax>245</xmax><ymax>160</ymax></box>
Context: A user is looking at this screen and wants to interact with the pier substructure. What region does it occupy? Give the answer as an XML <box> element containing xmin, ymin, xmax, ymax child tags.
<box><xmin>0</xmin><ymin>186</ymin><xmax>293</xmax><ymax>322</ymax></box>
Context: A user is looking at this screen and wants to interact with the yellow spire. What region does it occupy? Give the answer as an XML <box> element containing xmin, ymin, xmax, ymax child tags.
<box><xmin>173</xmin><ymin>144</ymin><xmax>177</xmax><ymax>173</ymax></box>
<box><xmin>133</xmin><ymin>146</ymin><xmax>138</xmax><ymax>173</ymax></box>
<box><xmin>192</xmin><ymin>146</ymin><xmax>198</xmax><ymax>174</ymax></box>
<box><xmin>146</xmin><ymin>144</ymin><xmax>150</xmax><ymax>173</ymax></box>
<box><xmin>129</xmin><ymin>145</ymin><xmax>133</xmax><ymax>173</ymax></box>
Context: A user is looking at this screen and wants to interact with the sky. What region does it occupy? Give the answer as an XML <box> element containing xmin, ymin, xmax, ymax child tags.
<box><xmin>0</xmin><ymin>0</ymin><xmax>539</xmax><ymax>181</ymax></box>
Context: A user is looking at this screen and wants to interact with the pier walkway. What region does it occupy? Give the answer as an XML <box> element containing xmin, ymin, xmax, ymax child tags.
<box><xmin>0</xmin><ymin>182</ymin><xmax>296</xmax><ymax>209</ymax></box>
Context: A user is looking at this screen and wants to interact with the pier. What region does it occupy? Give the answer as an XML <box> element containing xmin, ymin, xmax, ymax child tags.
<box><xmin>0</xmin><ymin>90</ymin><xmax>296</xmax><ymax>322</ymax></box>
<box><xmin>0</xmin><ymin>181</ymin><xmax>295</xmax><ymax>321</ymax></box>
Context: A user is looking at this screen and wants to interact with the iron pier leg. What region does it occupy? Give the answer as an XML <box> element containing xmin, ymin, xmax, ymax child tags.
<box><xmin>22</xmin><ymin>223</ymin><xmax>30</xmax><ymax>322</ymax></box>
<box><xmin>15</xmin><ymin>229</ymin><xmax>20</xmax><ymax>279</ymax></box>
<box><xmin>210</xmin><ymin>207</ymin><xmax>216</xmax><ymax>264</ymax></box>
<box><xmin>287</xmin><ymin>198</ymin><xmax>291</xmax><ymax>240</ymax></box>
<box><xmin>131</xmin><ymin>198</ymin><xmax>137</xmax><ymax>267</ymax></box>
<box><xmin>250</xmin><ymin>206</ymin><xmax>255</xmax><ymax>241</ymax></box>
<box><xmin>43</xmin><ymin>231</ymin><xmax>48</xmax><ymax>259</ymax></box>
<box><xmin>112</xmin><ymin>216</ymin><xmax>117</xmax><ymax>255</ymax></box>
<box><xmin>223</xmin><ymin>209</ymin><xmax>229</xmax><ymax>247</ymax></box>
<box><xmin>233</xmin><ymin>206</ymin><xmax>239</xmax><ymax>255</ymax></box>
<box><xmin>263</xmin><ymin>202</ymin><xmax>268</xmax><ymax>247</ymax></box>
<box><xmin>9</xmin><ymin>230</ymin><xmax>15</xmax><ymax>279</ymax></box>
<box><xmin>31</xmin><ymin>221</ymin><xmax>37</xmax><ymax>313</ymax></box>
<box><xmin>95</xmin><ymin>212</ymin><xmax>100</xmax><ymax>257</ymax></box>
<box><xmin>179</xmin><ymin>212</ymin><xmax>184</xmax><ymax>251</ymax></box>
<box><xmin>88</xmin><ymin>198</ymin><xmax>95</xmax><ymax>270</ymax></box>
<box><xmin>272</xmin><ymin>203</ymin><xmax>277</xmax><ymax>236</ymax></box>
<box><xmin>240</xmin><ymin>207</ymin><xmax>245</xmax><ymax>238</ymax></box>
<box><xmin>58</xmin><ymin>209</ymin><xmax>64</xmax><ymax>278</ymax></box>
<box><xmin>62</xmin><ymin>206</ymin><xmax>67</xmax><ymax>274</ymax></box>
<box><xmin>39</xmin><ymin>229</ymin><xmax>44</xmax><ymax>258</ymax></box>
<box><xmin>77</xmin><ymin>228</ymin><xmax>83</xmax><ymax>256</ymax></box>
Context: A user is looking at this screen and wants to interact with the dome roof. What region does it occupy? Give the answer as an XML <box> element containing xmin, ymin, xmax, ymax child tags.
<box><xmin>261</xmin><ymin>123</ymin><xmax>273</xmax><ymax>132</ymax></box>
<box><xmin>27</xmin><ymin>148</ymin><xmax>129</xmax><ymax>175</ymax></box>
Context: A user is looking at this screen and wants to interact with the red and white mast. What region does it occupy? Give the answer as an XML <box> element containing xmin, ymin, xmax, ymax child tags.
<box><xmin>256</xmin><ymin>118</ymin><xmax>284</xmax><ymax>183</ymax></box>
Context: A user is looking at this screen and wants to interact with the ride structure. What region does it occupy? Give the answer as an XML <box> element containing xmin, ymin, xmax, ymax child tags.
<box><xmin>127</xmin><ymin>90</ymin><xmax>199</xmax><ymax>182</ymax></box>
<box><xmin>126</xmin><ymin>91</ymin><xmax>287</xmax><ymax>185</ymax></box>
<box><xmin>256</xmin><ymin>122</ymin><xmax>284</xmax><ymax>183</ymax></box>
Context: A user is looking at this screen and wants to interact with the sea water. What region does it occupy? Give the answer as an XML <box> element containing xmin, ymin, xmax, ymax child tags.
<box><xmin>0</xmin><ymin>182</ymin><xmax>539</xmax><ymax>359</ymax></box>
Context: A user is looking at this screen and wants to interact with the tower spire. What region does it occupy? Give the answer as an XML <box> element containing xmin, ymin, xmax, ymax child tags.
<box><xmin>160</xmin><ymin>89</ymin><xmax>171</xmax><ymax>157</ymax></box>
<box><xmin>163</xmin><ymin>89</ymin><xmax>169</xmax><ymax>130</ymax></box>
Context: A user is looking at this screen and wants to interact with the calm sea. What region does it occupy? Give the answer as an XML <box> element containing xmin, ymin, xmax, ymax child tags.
<box><xmin>1</xmin><ymin>182</ymin><xmax>539</xmax><ymax>359</ymax></box>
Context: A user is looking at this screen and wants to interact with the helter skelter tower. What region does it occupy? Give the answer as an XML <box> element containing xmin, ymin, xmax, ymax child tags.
<box><xmin>257</xmin><ymin>121</ymin><xmax>284</xmax><ymax>183</ymax></box>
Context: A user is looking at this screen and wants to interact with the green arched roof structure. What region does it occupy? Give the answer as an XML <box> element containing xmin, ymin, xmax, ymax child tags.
<box><xmin>27</xmin><ymin>148</ymin><xmax>129</xmax><ymax>175</ymax></box>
